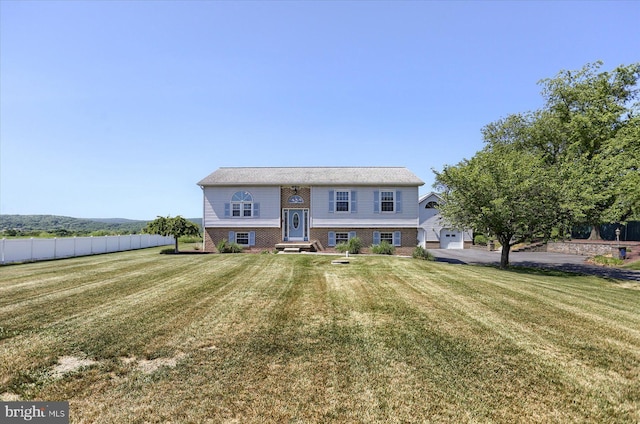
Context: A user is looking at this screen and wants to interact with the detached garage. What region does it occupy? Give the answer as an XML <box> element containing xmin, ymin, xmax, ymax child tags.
<box><xmin>418</xmin><ymin>193</ymin><xmax>472</xmax><ymax>249</ymax></box>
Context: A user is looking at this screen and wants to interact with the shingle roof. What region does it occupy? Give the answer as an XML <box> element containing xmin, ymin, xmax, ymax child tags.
<box><xmin>198</xmin><ymin>167</ymin><xmax>424</xmax><ymax>186</ymax></box>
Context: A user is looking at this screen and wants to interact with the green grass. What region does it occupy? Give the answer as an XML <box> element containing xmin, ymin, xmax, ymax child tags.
<box><xmin>624</xmin><ymin>259</ymin><xmax>640</xmax><ymax>270</ymax></box>
<box><xmin>1</xmin><ymin>248</ymin><xmax>639</xmax><ymax>423</ymax></box>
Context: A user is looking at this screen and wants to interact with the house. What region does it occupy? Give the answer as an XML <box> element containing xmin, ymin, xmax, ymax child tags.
<box><xmin>418</xmin><ymin>192</ymin><xmax>472</xmax><ymax>249</ymax></box>
<box><xmin>197</xmin><ymin>167</ymin><xmax>424</xmax><ymax>254</ymax></box>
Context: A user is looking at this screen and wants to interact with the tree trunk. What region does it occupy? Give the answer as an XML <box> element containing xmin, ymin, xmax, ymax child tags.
<box><xmin>588</xmin><ymin>224</ymin><xmax>602</xmax><ymax>240</ymax></box>
<box><xmin>498</xmin><ymin>235</ymin><xmax>512</xmax><ymax>269</ymax></box>
<box><xmin>174</xmin><ymin>237</ymin><xmax>179</xmax><ymax>254</ymax></box>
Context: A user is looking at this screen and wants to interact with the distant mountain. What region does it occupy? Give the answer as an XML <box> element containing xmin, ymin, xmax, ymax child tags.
<box><xmin>89</xmin><ymin>218</ymin><xmax>149</xmax><ymax>224</ymax></box>
<box><xmin>0</xmin><ymin>215</ymin><xmax>149</xmax><ymax>235</ymax></box>
<box><xmin>0</xmin><ymin>215</ymin><xmax>202</xmax><ymax>236</ymax></box>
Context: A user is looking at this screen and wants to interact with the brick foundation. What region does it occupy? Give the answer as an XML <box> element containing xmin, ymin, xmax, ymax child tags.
<box><xmin>310</xmin><ymin>227</ymin><xmax>417</xmax><ymax>256</ymax></box>
<box><xmin>205</xmin><ymin>226</ymin><xmax>418</xmax><ymax>255</ymax></box>
<box><xmin>204</xmin><ymin>227</ymin><xmax>281</xmax><ymax>253</ymax></box>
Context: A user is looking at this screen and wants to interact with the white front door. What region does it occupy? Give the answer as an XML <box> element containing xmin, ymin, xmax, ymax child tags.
<box><xmin>440</xmin><ymin>229</ymin><xmax>463</xmax><ymax>249</ymax></box>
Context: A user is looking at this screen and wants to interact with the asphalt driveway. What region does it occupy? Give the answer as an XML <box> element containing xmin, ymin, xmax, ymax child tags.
<box><xmin>430</xmin><ymin>249</ymin><xmax>640</xmax><ymax>281</ymax></box>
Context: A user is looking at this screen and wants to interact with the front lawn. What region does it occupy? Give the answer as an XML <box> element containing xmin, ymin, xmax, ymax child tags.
<box><xmin>1</xmin><ymin>249</ymin><xmax>638</xmax><ymax>422</ymax></box>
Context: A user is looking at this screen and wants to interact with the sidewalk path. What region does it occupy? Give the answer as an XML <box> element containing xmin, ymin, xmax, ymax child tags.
<box><xmin>430</xmin><ymin>249</ymin><xmax>640</xmax><ymax>282</ymax></box>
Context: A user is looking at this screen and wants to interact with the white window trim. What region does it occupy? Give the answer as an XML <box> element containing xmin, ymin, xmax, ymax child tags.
<box><xmin>235</xmin><ymin>232</ymin><xmax>250</xmax><ymax>245</ymax></box>
<box><xmin>335</xmin><ymin>232</ymin><xmax>350</xmax><ymax>244</ymax></box>
<box><xmin>335</xmin><ymin>190</ymin><xmax>350</xmax><ymax>213</ymax></box>
<box><xmin>229</xmin><ymin>191</ymin><xmax>254</xmax><ymax>218</ymax></box>
<box><xmin>380</xmin><ymin>190</ymin><xmax>395</xmax><ymax>213</ymax></box>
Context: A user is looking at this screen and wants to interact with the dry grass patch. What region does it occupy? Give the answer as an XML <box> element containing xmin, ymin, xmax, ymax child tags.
<box><xmin>0</xmin><ymin>249</ymin><xmax>638</xmax><ymax>422</ymax></box>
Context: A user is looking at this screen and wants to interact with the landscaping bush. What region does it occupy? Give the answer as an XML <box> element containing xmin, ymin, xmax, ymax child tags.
<box><xmin>216</xmin><ymin>239</ymin><xmax>243</xmax><ymax>253</ymax></box>
<box><xmin>591</xmin><ymin>255</ymin><xmax>624</xmax><ymax>267</ymax></box>
<box><xmin>474</xmin><ymin>234</ymin><xmax>488</xmax><ymax>246</ymax></box>
<box><xmin>371</xmin><ymin>241</ymin><xmax>395</xmax><ymax>255</ymax></box>
<box><xmin>412</xmin><ymin>245</ymin><xmax>434</xmax><ymax>260</ymax></box>
<box><xmin>335</xmin><ymin>237</ymin><xmax>363</xmax><ymax>254</ymax></box>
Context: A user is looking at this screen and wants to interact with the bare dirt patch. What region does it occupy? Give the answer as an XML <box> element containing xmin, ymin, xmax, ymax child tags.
<box><xmin>52</xmin><ymin>356</ymin><xmax>98</xmax><ymax>378</ymax></box>
<box><xmin>136</xmin><ymin>353</ymin><xmax>186</xmax><ymax>374</ymax></box>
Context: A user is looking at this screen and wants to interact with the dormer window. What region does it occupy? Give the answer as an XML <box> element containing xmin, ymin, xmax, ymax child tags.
<box><xmin>425</xmin><ymin>201</ymin><xmax>439</xmax><ymax>209</ymax></box>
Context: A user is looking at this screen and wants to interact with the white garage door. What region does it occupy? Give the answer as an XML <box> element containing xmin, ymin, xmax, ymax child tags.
<box><xmin>440</xmin><ymin>229</ymin><xmax>463</xmax><ymax>249</ymax></box>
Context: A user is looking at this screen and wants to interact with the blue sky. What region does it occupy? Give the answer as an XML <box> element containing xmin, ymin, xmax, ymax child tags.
<box><xmin>1</xmin><ymin>1</ymin><xmax>638</xmax><ymax>220</ymax></box>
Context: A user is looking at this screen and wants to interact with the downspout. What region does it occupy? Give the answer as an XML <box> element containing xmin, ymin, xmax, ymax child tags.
<box><xmin>200</xmin><ymin>185</ymin><xmax>206</xmax><ymax>251</ymax></box>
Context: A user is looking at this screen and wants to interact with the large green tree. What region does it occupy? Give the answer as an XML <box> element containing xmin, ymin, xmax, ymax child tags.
<box><xmin>601</xmin><ymin>115</ymin><xmax>640</xmax><ymax>222</ymax></box>
<box><xmin>532</xmin><ymin>62</ymin><xmax>639</xmax><ymax>238</ymax></box>
<box><xmin>434</xmin><ymin>143</ymin><xmax>563</xmax><ymax>269</ymax></box>
<box><xmin>477</xmin><ymin>61</ymin><xmax>639</xmax><ymax>239</ymax></box>
<box><xmin>143</xmin><ymin>216</ymin><xmax>200</xmax><ymax>253</ymax></box>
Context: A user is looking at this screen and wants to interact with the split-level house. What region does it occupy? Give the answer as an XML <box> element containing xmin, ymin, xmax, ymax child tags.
<box><xmin>418</xmin><ymin>192</ymin><xmax>473</xmax><ymax>249</ymax></box>
<box><xmin>197</xmin><ymin>167</ymin><xmax>424</xmax><ymax>254</ymax></box>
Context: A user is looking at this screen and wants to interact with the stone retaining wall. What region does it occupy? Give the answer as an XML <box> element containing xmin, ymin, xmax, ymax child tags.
<box><xmin>547</xmin><ymin>241</ymin><xmax>638</xmax><ymax>257</ymax></box>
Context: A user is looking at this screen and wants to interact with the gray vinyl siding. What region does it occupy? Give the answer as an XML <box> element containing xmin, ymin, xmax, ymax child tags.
<box><xmin>203</xmin><ymin>186</ymin><xmax>280</xmax><ymax>228</ymax></box>
<box><xmin>418</xmin><ymin>194</ymin><xmax>473</xmax><ymax>244</ymax></box>
<box><xmin>311</xmin><ymin>186</ymin><xmax>419</xmax><ymax>228</ymax></box>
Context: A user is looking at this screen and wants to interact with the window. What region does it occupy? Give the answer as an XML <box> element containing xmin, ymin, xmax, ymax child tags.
<box><xmin>328</xmin><ymin>231</ymin><xmax>356</xmax><ymax>247</ymax></box>
<box><xmin>425</xmin><ymin>201</ymin><xmax>439</xmax><ymax>209</ymax></box>
<box><xmin>374</xmin><ymin>190</ymin><xmax>401</xmax><ymax>213</ymax></box>
<box><xmin>381</xmin><ymin>191</ymin><xmax>394</xmax><ymax>212</ymax></box>
<box><xmin>380</xmin><ymin>232</ymin><xmax>394</xmax><ymax>244</ymax></box>
<box><xmin>288</xmin><ymin>195</ymin><xmax>304</xmax><ymax>204</ymax></box>
<box><xmin>329</xmin><ymin>190</ymin><xmax>357</xmax><ymax>213</ymax></box>
<box><xmin>226</xmin><ymin>191</ymin><xmax>259</xmax><ymax>218</ymax></box>
<box><xmin>336</xmin><ymin>191</ymin><xmax>350</xmax><ymax>212</ymax></box>
<box><xmin>235</xmin><ymin>232</ymin><xmax>249</xmax><ymax>245</ymax></box>
<box><xmin>373</xmin><ymin>231</ymin><xmax>401</xmax><ymax>246</ymax></box>
<box><xmin>229</xmin><ymin>231</ymin><xmax>255</xmax><ymax>246</ymax></box>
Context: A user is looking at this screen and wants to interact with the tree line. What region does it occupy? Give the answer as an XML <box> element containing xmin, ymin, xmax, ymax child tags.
<box><xmin>434</xmin><ymin>61</ymin><xmax>639</xmax><ymax>268</ymax></box>
<box><xmin>1</xmin><ymin>215</ymin><xmax>202</xmax><ymax>238</ymax></box>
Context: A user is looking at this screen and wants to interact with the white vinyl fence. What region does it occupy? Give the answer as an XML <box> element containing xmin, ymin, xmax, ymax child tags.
<box><xmin>1</xmin><ymin>234</ymin><xmax>175</xmax><ymax>265</ymax></box>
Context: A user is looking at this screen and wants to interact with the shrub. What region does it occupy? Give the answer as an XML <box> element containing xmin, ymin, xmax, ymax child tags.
<box><xmin>371</xmin><ymin>241</ymin><xmax>395</xmax><ymax>255</ymax></box>
<box><xmin>591</xmin><ymin>255</ymin><xmax>623</xmax><ymax>267</ymax></box>
<box><xmin>412</xmin><ymin>245</ymin><xmax>434</xmax><ymax>261</ymax></box>
<box><xmin>335</xmin><ymin>237</ymin><xmax>363</xmax><ymax>254</ymax></box>
<box><xmin>474</xmin><ymin>234</ymin><xmax>488</xmax><ymax>246</ymax></box>
<box><xmin>216</xmin><ymin>239</ymin><xmax>243</xmax><ymax>253</ymax></box>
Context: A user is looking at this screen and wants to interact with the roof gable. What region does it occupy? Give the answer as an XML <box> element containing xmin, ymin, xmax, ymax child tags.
<box><xmin>198</xmin><ymin>167</ymin><xmax>424</xmax><ymax>187</ymax></box>
<box><xmin>419</xmin><ymin>192</ymin><xmax>443</xmax><ymax>204</ymax></box>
